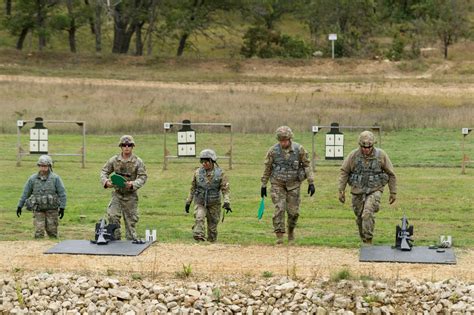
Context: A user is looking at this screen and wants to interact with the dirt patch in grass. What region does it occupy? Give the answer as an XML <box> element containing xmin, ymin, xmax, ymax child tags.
<box><xmin>1</xmin><ymin>241</ymin><xmax>472</xmax><ymax>281</ymax></box>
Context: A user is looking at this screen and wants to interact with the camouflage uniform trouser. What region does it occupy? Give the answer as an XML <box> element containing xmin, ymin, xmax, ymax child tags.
<box><xmin>193</xmin><ymin>203</ymin><xmax>221</xmax><ymax>242</ymax></box>
<box><xmin>271</xmin><ymin>184</ymin><xmax>301</xmax><ymax>233</ymax></box>
<box><xmin>107</xmin><ymin>191</ymin><xmax>139</xmax><ymax>241</ymax></box>
<box><xmin>33</xmin><ymin>209</ymin><xmax>59</xmax><ymax>238</ymax></box>
<box><xmin>352</xmin><ymin>191</ymin><xmax>382</xmax><ymax>242</ymax></box>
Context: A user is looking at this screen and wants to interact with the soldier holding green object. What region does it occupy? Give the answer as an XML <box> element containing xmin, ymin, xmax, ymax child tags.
<box><xmin>111</xmin><ymin>173</ymin><xmax>127</xmax><ymax>188</ymax></box>
<box><xmin>261</xmin><ymin>126</ymin><xmax>315</xmax><ymax>245</ymax></box>
<box><xmin>338</xmin><ymin>131</ymin><xmax>397</xmax><ymax>245</ymax></box>
<box><xmin>17</xmin><ymin>155</ymin><xmax>67</xmax><ymax>239</ymax></box>
<box><xmin>100</xmin><ymin>135</ymin><xmax>148</xmax><ymax>241</ymax></box>
<box><xmin>185</xmin><ymin>149</ymin><xmax>231</xmax><ymax>242</ymax></box>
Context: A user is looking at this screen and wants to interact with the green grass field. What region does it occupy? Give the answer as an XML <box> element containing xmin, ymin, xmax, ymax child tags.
<box><xmin>0</xmin><ymin>129</ymin><xmax>472</xmax><ymax>247</ymax></box>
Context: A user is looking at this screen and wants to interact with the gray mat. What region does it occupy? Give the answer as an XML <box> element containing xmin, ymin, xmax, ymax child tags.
<box><xmin>360</xmin><ymin>245</ymin><xmax>456</xmax><ymax>264</ymax></box>
<box><xmin>44</xmin><ymin>240</ymin><xmax>153</xmax><ymax>256</ymax></box>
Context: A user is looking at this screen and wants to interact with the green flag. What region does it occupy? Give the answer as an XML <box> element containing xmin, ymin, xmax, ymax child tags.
<box><xmin>111</xmin><ymin>173</ymin><xmax>127</xmax><ymax>188</ymax></box>
<box><xmin>258</xmin><ymin>198</ymin><xmax>265</xmax><ymax>220</ymax></box>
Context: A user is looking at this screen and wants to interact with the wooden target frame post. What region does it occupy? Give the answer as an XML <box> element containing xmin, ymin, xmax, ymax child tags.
<box><xmin>16</xmin><ymin>119</ymin><xmax>86</xmax><ymax>168</ymax></box>
<box><xmin>311</xmin><ymin>124</ymin><xmax>382</xmax><ymax>170</ymax></box>
<box><xmin>461</xmin><ymin>127</ymin><xmax>472</xmax><ymax>174</ymax></box>
<box><xmin>163</xmin><ymin>121</ymin><xmax>233</xmax><ymax>170</ymax></box>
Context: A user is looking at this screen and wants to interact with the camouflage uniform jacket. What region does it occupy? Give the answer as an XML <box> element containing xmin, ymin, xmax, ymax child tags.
<box><xmin>186</xmin><ymin>166</ymin><xmax>230</xmax><ymax>206</ymax></box>
<box><xmin>339</xmin><ymin>147</ymin><xmax>397</xmax><ymax>195</ymax></box>
<box><xmin>261</xmin><ymin>141</ymin><xmax>314</xmax><ymax>190</ymax></box>
<box><xmin>17</xmin><ymin>171</ymin><xmax>67</xmax><ymax>210</ymax></box>
<box><xmin>100</xmin><ymin>153</ymin><xmax>147</xmax><ymax>194</ymax></box>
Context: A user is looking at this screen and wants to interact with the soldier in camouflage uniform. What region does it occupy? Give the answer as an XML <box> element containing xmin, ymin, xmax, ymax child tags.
<box><xmin>261</xmin><ymin>126</ymin><xmax>315</xmax><ymax>245</ymax></box>
<box><xmin>338</xmin><ymin>131</ymin><xmax>397</xmax><ymax>244</ymax></box>
<box><xmin>17</xmin><ymin>155</ymin><xmax>67</xmax><ymax>239</ymax></box>
<box><xmin>100</xmin><ymin>135</ymin><xmax>148</xmax><ymax>241</ymax></box>
<box><xmin>185</xmin><ymin>149</ymin><xmax>231</xmax><ymax>242</ymax></box>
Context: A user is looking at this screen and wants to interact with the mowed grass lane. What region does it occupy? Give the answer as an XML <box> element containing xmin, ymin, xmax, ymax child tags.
<box><xmin>0</xmin><ymin>130</ymin><xmax>472</xmax><ymax>247</ymax></box>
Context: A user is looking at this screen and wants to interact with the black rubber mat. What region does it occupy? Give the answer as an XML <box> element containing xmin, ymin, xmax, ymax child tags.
<box><xmin>359</xmin><ymin>245</ymin><xmax>456</xmax><ymax>264</ymax></box>
<box><xmin>44</xmin><ymin>240</ymin><xmax>153</xmax><ymax>256</ymax></box>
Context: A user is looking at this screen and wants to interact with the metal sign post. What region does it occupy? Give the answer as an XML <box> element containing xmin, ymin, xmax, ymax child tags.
<box><xmin>328</xmin><ymin>33</ymin><xmax>337</xmax><ymax>59</ymax></box>
<box><xmin>461</xmin><ymin>127</ymin><xmax>472</xmax><ymax>174</ymax></box>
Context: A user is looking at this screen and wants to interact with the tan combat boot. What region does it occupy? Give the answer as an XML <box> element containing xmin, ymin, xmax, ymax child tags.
<box><xmin>275</xmin><ymin>232</ymin><xmax>284</xmax><ymax>245</ymax></box>
<box><xmin>288</xmin><ymin>228</ymin><xmax>295</xmax><ymax>245</ymax></box>
<box><xmin>362</xmin><ymin>239</ymin><xmax>372</xmax><ymax>246</ymax></box>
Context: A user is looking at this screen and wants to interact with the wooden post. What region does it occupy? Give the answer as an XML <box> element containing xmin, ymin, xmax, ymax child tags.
<box><xmin>163</xmin><ymin>128</ymin><xmax>168</xmax><ymax>170</ymax></box>
<box><xmin>311</xmin><ymin>131</ymin><xmax>316</xmax><ymax>172</ymax></box>
<box><xmin>81</xmin><ymin>122</ymin><xmax>86</xmax><ymax>168</ymax></box>
<box><xmin>462</xmin><ymin>134</ymin><xmax>466</xmax><ymax>175</ymax></box>
<box><xmin>229</xmin><ymin>125</ymin><xmax>233</xmax><ymax>170</ymax></box>
<box><xmin>16</xmin><ymin>124</ymin><xmax>22</xmax><ymax>167</ymax></box>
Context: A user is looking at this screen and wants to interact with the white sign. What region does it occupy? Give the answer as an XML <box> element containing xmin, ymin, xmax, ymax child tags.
<box><xmin>326</xmin><ymin>134</ymin><xmax>335</xmax><ymax>145</ymax></box>
<box><xmin>312</xmin><ymin>126</ymin><xmax>319</xmax><ymax>133</ymax></box>
<box><xmin>462</xmin><ymin>128</ymin><xmax>470</xmax><ymax>135</ymax></box>
<box><xmin>328</xmin><ymin>33</ymin><xmax>337</xmax><ymax>41</ymax></box>
<box><xmin>164</xmin><ymin>122</ymin><xmax>171</xmax><ymax>129</ymax></box>
<box><xmin>17</xmin><ymin>120</ymin><xmax>24</xmax><ymax>127</ymax></box>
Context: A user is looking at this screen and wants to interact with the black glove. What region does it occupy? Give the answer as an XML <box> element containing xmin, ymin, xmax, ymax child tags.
<box><xmin>222</xmin><ymin>202</ymin><xmax>232</xmax><ymax>214</ymax></box>
<box><xmin>58</xmin><ymin>208</ymin><xmax>65</xmax><ymax>219</ymax></box>
<box><xmin>16</xmin><ymin>207</ymin><xmax>22</xmax><ymax>217</ymax></box>
<box><xmin>308</xmin><ymin>183</ymin><xmax>315</xmax><ymax>196</ymax></box>
<box><xmin>185</xmin><ymin>202</ymin><xmax>191</xmax><ymax>213</ymax></box>
<box><xmin>261</xmin><ymin>186</ymin><xmax>267</xmax><ymax>198</ymax></box>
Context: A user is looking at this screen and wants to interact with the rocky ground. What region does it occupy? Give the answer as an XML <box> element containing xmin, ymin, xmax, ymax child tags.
<box><xmin>0</xmin><ymin>242</ymin><xmax>473</xmax><ymax>313</ymax></box>
<box><xmin>1</xmin><ymin>272</ymin><xmax>474</xmax><ymax>314</ymax></box>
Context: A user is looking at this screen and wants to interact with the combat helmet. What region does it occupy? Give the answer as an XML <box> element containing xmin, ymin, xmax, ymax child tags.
<box><xmin>358</xmin><ymin>131</ymin><xmax>376</xmax><ymax>148</ymax></box>
<box><xmin>199</xmin><ymin>149</ymin><xmax>217</xmax><ymax>162</ymax></box>
<box><xmin>118</xmin><ymin>135</ymin><xmax>135</xmax><ymax>147</ymax></box>
<box><xmin>275</xmin><ymin>126</ymin><xmax>293</xmax><ymax>141</ymax></box>
<box><xmin>37</xmin><ymin>155</ymin><xmax>53</xmax><ymax>166</ymax></box>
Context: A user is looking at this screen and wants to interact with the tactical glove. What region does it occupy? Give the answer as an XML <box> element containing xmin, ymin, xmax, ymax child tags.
<box><xmin>16</xmin><ymin>207</ymin><xmax>22</xmax><ymax>217</ymax></box>
<box><xmin>222</xmin><ymin>202</ymin><xmax>232</xmax><ymax>214</ymax></box>
<box><xmin>389</xmin><ymin>193</ymin><xmax>396</xmax><ymax>205</ymax></box>
<box><xmin>58</xmin><ymin>208</ymin><xmax>65</xmax><ymax>219</ymax></box>
<box><xmin>261</xmin><ymin>186</ymin><xmax>267</xmax><ymax>198</ymax></box>
<box><xmin>308</xmin><ymin>183</ymin><xmax>315</xmax><ymax>196</ymax></box>
<box><xmin>338</xmin><ymin>191</ymin><xmax>345</xmax><ymax>204</ymax></box>
<box><xmin>185</xmin><ymin>202</ymin><xmax>191</xmax><ymax>213</ymax></box>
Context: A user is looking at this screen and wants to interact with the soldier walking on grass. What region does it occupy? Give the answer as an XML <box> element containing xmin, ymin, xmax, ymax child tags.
<box><xmin>338</xmin><ymin>131</ymin><xmax>397</xmax><ymax>245</ymax></box>
<box><xmin>17</xmin><ymin>155</ymin><xmax>67</xmax><ymax>239</ymax></box>
<box><xmin>185</xmin><ymin>149</ymin><xmax>231</xmax><ymax>242</ymax></box>
<box><xmin>100</xmin><ymin>135</ymin><xmax>148</xmax><ymax>241</ymax></box>
<box><xmin>260</xmin><ymin>126</ymin><xmax>315</xmax><ymax>245</ymax></box>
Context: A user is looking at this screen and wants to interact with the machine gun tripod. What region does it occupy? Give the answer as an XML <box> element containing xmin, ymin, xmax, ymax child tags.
<box><xmin>395</xmin><ymin>214</ymin><xmax>414</xmax><ymax>251</ymax></box>
<box><xmin>90</xmin><ymin>218</ymin><xmax>118</xmax><ymax>245</ymax></box>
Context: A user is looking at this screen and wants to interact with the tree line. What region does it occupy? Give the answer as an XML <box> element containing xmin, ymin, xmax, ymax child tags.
<box><xmin>1</xmin><ymin>0</ymin><xmax>472</xmax><ymax>59</ymax></box>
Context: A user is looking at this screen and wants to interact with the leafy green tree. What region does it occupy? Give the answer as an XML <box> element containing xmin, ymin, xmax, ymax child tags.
<box><xmin>303</xmin><ymin>0</ymin><xmax>377</xmax><ymax>57</ymax></box>
<box><xmin>111</xmin><ymin>0</ymin><xmax>150</xmax><ymax>54</ymax></box>
<box><xmin>240</xmin><ymin>0</ymin><xmax>310</xmax><ymax>58</ymax></box>
<box><xmin>243</xmin><ymin>0</ymin><xmax>303</xmax><ymax>30</ymax></box>
<box><xmin>375</xmin><ymin>0</ymin><xmax>424</xmax><ymax>22</ymax></box>
<box><xmin>3</xmin><ymin>0</ymin><xmax>59</xmax><ymax>50</ymax></box>
<box><xmin>49</xmin><ymin>0</ymin><xmax>91</xmax><ymax>53</ymax></box>
<box><xmin>160</xmin><ymin>0</ymin><xmax>240</xmax><ymax>57</ymax></box>
<box><xmin>413</xmin><ymin>0</ymin><xmax>471</xmax><ymax>59</ymax></box>
<box><xmin>5</xmin><ymin>0</ymin><xmax>12</xmax><ymax>16</ymax></box>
